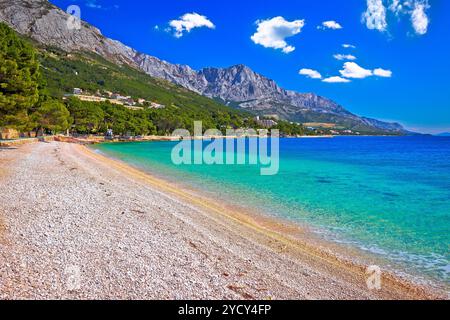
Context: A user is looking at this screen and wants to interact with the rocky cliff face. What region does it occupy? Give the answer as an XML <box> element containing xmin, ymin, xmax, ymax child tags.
<box><xmin>0</xmin><ymin>0</ymin><xmax>138</xmax><ymax>65</ymax></box>
<box><xmin>199</xmin><ymin>65</ymin><xmax>284</xmax><ymax>101</ymax></box>
<box><xmin>134</xmin><ymin>53</ymin><xmax>208</xmax><ymax>93</ymax></box>
<box><xmin>0</xmin><ymin>0</ymin><xmax>407</xmax><ymax>133</ymax></box>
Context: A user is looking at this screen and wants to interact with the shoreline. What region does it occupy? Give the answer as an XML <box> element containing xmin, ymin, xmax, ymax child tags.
<box><xmin>0</xmin><ymin>133</ymin><xmax>420</xmax><ymax>148</ymax></box>
<box><xmin>0</xmin><ymin>141</ymin><xmax>445</xmax><ymax>299</ymax></box>
<box><xmin>82</xmin><ymin>144</ymin><xmax>445</xmax><ymax>299</ymax></box>
<box><xmin>90</xmin><ymin>141</ymin><xmax>448</xmax><ymax>293</ymax></box>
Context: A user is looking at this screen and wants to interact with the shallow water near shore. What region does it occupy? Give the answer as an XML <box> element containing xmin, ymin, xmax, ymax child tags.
<box><xmin>92</xmin><ymin>136</ymin><xmax>450</xmax><ymax>288</ymax></box>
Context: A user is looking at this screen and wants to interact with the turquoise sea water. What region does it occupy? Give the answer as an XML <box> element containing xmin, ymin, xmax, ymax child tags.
<box><xmin>92</xmin><ymin>136</ymin><xmax>450</xmax><ymax>287</ymax></box>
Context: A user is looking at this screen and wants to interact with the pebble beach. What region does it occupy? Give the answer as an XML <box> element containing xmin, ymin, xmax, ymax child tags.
<box><xmin>0</xmin><ymin>141</ymin><xmax>443</xmax><ymax>300</ymax></box>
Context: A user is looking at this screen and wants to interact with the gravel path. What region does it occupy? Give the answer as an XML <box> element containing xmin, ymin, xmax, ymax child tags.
<box><xmin>0</xmin><ymin>142</ymin><xmax>438</xmax><ymax>299</ymax></box>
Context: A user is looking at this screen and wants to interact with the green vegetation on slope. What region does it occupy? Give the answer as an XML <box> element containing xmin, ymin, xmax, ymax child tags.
<box><xmin>39</xmin><ymin>48</ymin><xmax>249</xmax><ymax>116</ymax></box>
<box><xmin>0</xmin><ymin>22</ymin><xmax>307</xmax><ymax>137</ymax></box>
<box><xmin>0</xmin><ymin>22</ymin><xmax>41</xmax><ymax>130</ymax></box>
<box><xmin>0</xmin><ymin>22</ymin><xmax>71</xmax><ymax>135</ymax></box>
<box><xmin>38</xmin><ymin>47</ymin><xmax>308</xmax><ymax>136</ymax></box>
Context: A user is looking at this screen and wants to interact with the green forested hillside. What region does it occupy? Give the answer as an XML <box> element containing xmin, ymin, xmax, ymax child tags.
<box><xmin>38</xmin><ymin>47</ymin><xmax>308</xmax><ymax>135</ymax></box>
<box><xmin>1</xmin><ymin>22</ymin><xmax>307</xmax><ymax>137</ymax></box>
<box><xmin>39</xmin><ymin>48</ymin><xmax>248</xmax><ymax>116</ymax></box>
<box><xmin>0</xmin><ymin>22</ymin><xmax>41</xmax><ymax>131</ymax></box>
<box><xmin>0</xmin><ymin>22</ymin><xmax>74</xmax><ymax>136</ymax></box>
<box><xmin>38</xmin><ymin>48</ymin><xmax>258</xmax><ymax>135</ymax></box>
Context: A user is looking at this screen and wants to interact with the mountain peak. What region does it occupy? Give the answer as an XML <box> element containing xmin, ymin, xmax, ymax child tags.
<box><xmin>0</xmin><ymin>0</ymin><xmax>408</xmax><ymax>134</ymax></box>
<box><xmin>229</xmin><ymin>64</ymin><xmax>252</xmax><ymax>72</ymax></box>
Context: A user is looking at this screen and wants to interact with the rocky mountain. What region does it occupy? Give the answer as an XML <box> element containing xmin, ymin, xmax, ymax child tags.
<box><xmin>0</xmin><ymin>0</ymin><xmax>408</xmax><ymax>133</ymax></box>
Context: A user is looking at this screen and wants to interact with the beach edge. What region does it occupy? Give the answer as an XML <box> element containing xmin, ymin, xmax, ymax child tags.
<box><xmin>79</xmin><ymin>143</ymin><xmax>446</xmax><ymax>300</ymax></box>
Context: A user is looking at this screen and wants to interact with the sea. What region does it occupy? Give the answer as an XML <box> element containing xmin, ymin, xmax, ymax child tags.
<box><xmin>92</xmin><ymin>136</ymin><xmax>450</xmax><ymax>288</ymax></box>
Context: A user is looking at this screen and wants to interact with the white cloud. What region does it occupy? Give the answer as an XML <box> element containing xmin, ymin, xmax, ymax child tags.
<box><xmin>318</xmin><ymin>20</ymin><xmax>343</xmax><ymax>30</ymax></box>
<box><xmin>363</xmin><ymin>0</ymin><xmax>431</xmax><ymax>36</ymax></box>
<box><xmin>340</xmin><ymin>62</ymin><xmax>373</xmax><ymax>79</ymax></box>
<box><xmin>85</xmin><ymin>0</ymin><xmax>102</xmax><ymax>9</ymax></box>
<box><xmin>389</xmin><ymin>0</ymin><xmax>403</xmax><ymax>15</ymax></box>
<box><xmin>362</xmin><ymin>0</ymin><xmax>388</xmax><ymax>32</ymax></box>
<box><xmin>342</xmin><ymin>44</ymin><xmax>356</xmax><ymax>49</ymax></box>
<box><xmin>168</xmin><ymin>13</ymin><xmax>215</xmax><ymax>38</ymax></box>
<box><xmin>251</xmin><ymin>16</ymin><xmax>305</xmax><ymax>54</ymax></box>
<box><xmin>373</xmin><ymin>68</ymin><xmax>393</xmax><ymax>77</ymax></box>
<box><xmin>339</xmin><ymin>62</ymin><xmax>393</xmax><ymax>79</ymax></box>
<box><xmin>298</xmin><ymin>63</ymin><xmax>391</xmax><ymax>83</ymax></box>
<box><xmin>411</xmin><ymin>2</ymin><xmax>429</xmax><ymax>35</ymax></box>
<box><xmin>322</xmin><ymin>76</ymin><xmax>351</xmax><ymax>83</ymax></box>
<box><xmin>85</xmin><ymin>0</ymin><xmax>119</xmax><ymax>10</ymax></box>
<box><xmin>299</xmin><ymin>68</ymin><xmax>322</xmax><ymax>79</ymax></box>
<box><xmin>334</xmin><ymin>54</ymin><xmax>357</xmax><ymax>61</ymax></box>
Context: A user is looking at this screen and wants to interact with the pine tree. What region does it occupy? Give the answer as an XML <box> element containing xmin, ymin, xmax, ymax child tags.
<box><xmin>0</xmin><ymin>22</ymin><xmax>41</xmax><ymax>131</ymax></box>
<box><xmin>32</xmin><ymin>99</ymin><xmax>72</xmax><ymax>134</ymax></box>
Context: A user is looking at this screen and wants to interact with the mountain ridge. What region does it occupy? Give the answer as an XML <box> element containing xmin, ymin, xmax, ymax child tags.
<box><xmin>0</xmin><ymin>0</ymin><xmax>408</xmax><ymax>134</ymax></box>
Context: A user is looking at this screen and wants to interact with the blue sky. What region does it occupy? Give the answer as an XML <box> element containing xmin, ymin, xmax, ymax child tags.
<box><xmin>51</xmin><ymin>0</ymin><xmax>450</xmax><ymax>133</ymax></box>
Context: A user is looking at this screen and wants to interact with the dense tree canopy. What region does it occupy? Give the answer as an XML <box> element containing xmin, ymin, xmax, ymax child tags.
<box><xmin>33</xmin><ymin>99</ymin><xmax>71</xmax><ymax>134</ymax></box>
<box><xmin>66</xmin><ymin>97</ymin><xmax>104</xmax><ymax>134</ymax></box>
<box><xmin>0</xmin><ymin>22</ymin><xmax>41</xmax><ymax>130</ymax></box>
<box><xmin>99</xmin><ymin>101</ymin><xmax>156</xmax><ymax>136</ymax></box>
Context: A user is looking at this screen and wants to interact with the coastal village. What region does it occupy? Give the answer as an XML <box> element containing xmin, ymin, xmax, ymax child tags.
<box><xmin>66</xmin><ymin>88</ymin><xmax>166</xmax><ymax>111</ymax></box>
<box><xmin>67</xmin><ymin>88</ymin><xmax>361</xmax><ymax>137</ymax></box>
<box><xmin>0</xmin><ymin>88</ymin><xmax>167</xmax><ymax>141</ymax></box>
<box><xmin>254</xmin><ymin>115</ymin><xmax>361</xmax><ymax>135</ymax></box>
<box><xmin>0</xmin><ymin>89</ymin><xmax>361</xmax><ymax>141</ymax></box>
